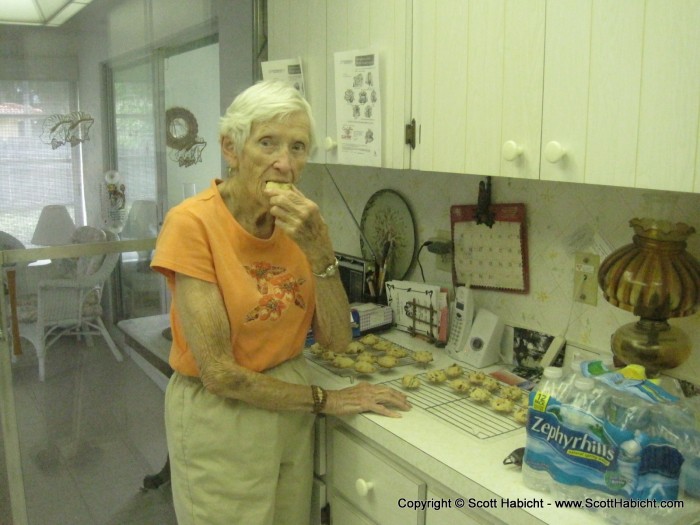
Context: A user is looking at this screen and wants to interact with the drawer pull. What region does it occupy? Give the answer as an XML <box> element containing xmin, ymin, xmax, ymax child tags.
<box><xmin>324</xmin><ymin>137</ymin><xmax>337</xmax><ymax>151</ymax></box>
<box><xmin>544</xmin><ymin>141</ymin><xmax>566</xmax><ymax>163</ymax></box>
<box><xmin>355</xmin><ymin>478</ymin><xmax>375</xmax><ymax>497</ymax></box>
<box><xmin>502</xmin><ymin>140</ymin><xmax>523</xmax><ymax>161</ymax></box>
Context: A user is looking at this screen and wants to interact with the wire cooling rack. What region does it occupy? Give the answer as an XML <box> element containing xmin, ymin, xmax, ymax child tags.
<box><xmin>304</xmin><ymin>335</ymin><xmax>527</xmax><ymax>440</ymax></box>
<box><xmin>381</xmin><ymin>372</ymin><xmax>527</xmax><ymax>440</ymax></box>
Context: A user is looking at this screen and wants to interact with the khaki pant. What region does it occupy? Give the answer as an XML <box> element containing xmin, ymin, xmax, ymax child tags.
<box><xmin>165</xmin><ymin>355</ymin><xmax>315</xmax><ymax>525</ymax></box>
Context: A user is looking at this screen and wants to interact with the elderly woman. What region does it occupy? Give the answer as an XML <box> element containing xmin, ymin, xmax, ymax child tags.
<box><xmin>151</xmin><ymin>80</ymin><xmax>411</xmax><ymax>525</ymax></box>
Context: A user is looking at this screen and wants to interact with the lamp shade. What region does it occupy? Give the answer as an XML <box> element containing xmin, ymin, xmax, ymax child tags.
<box><xmin>122</xmin><ymin>200</ymin><xmax>157</xmax><ymax>239</ymax></box>
<box><xmin>31</xmin><ymin>205</ymin><xmax>76</xmax><ymax>246</ymax></box>
<box><xmin>598</xmin><ymin>218</ymin><xmax>700</xmax><ymax>319</ymax></box>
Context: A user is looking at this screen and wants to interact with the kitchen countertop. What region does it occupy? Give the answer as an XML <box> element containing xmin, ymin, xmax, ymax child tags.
<box><xmin>117</xmin><ymin>315</ymin><xmax>699</xmax><ymax>525</ymax></box>
<box><xmin>309</xmin><ymin>329</ymin><xmax>700</xmax><ymax>525</ymax></box>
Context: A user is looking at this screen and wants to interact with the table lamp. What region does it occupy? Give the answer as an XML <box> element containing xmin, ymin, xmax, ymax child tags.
<box><xmin>122</xmin><ymin>200</ymin><xmax>157</xmax><ymax>239</ymax></box>
<box><xmin>597</xmin><ymin>217</ymin><xmax>700</xmax><ymax>377</ymax></box>
<box><xmin>31</xmin><ymin>205</ymin><xmax>76</xmax><ymax>246</ymax></box>
<box><xmin>122</xmin><ymin>200</ymin><xmax>157</xmax><ymax>270</ymax></box>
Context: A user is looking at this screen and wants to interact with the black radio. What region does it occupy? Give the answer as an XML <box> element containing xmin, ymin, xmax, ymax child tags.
<box><xmin>336</xmin><ymin>252</ymin><xmax>373</xmax><ymax>304</ymax></box>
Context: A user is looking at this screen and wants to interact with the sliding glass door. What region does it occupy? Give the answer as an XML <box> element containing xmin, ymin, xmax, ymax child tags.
<box><xmin>108</xmin><ymin>37</ymin><xmax>220</xmax><ymax>321</ymax></box>
<box><xmin>107</xmin><ymin>56</ymin><xmax>164</xmax><ymax>321</ymax></box>
<box><xmin>0</xmin><ymin>34</ymin><xmax>220</xmax><ymax>525</ymax></box>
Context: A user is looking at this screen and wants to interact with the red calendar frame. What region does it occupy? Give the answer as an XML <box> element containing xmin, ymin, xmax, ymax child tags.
<box><xmin>450</xmin><ymin>203</ymin><xmax>529</xmax><ymax>294</ymax></box>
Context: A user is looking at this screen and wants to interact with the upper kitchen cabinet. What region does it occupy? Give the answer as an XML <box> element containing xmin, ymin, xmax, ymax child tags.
<box><xmin>410</xmin><ymin>0</ymin><xmax>545</xmax><ymax>179</ymax></box>
<box><xmin>270</xmin><ymin>0</ymin><xmax>700</xmax><ymax>192</ymax></box>
<box><xmin>268</xmin><ymin>0</ymin><xmax>327</xmax><ymax>164</ymax></box>
<box><xmin>541</xmin><ymin>0</ymin><xmax>700</xmax><ymax>192</ymax></box>
<box><xmin>268</xmin><ymin>0</ymin><xmax>412</xmax><ymax>169</ymax></box>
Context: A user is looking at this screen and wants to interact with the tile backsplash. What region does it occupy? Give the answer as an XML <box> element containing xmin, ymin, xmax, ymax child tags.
<box><xmin>300</xmin><ymin>164</ymin><xmax>700</xmax><ymax>371</ymax></box>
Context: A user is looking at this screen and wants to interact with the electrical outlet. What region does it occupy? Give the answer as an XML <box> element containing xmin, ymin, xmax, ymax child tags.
<box><xmin>573</xmin><ymin>252</ymin><xmax>600</xmax><ymax>305</ymax></box>
<box><xmin>435</xmin><ymin>229</ymin><xmax>452</xmax><ymax>273</ymax></box>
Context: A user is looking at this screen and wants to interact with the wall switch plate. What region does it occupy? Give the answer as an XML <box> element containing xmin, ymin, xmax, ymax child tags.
<box><xmin>435</xmin><ymin>229</ymin><xmax>452</xmax><ymax>273</ymax></box>
<box><xmin>574</xmin><ymin>252</ymin><xmax>600</xmax><ymax>305</ymax></box>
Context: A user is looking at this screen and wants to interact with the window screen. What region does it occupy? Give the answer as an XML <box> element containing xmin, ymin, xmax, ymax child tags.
<box><xmin>0</xmin><ymin>80</ymin><xmax>84</xmax><ymax>246</ymax></box>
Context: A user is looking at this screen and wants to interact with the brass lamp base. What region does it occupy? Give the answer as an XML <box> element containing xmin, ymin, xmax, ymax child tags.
<box><xmin>611</xmin><ymin>319</ymin><xmax>691</xmax><ymax>378</ymax></box>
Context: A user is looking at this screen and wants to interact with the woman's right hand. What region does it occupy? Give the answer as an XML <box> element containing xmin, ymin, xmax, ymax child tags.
<box><xmin>325</xmin><ymin>382</ymin><xmax>412</xmax><ymax>418</ymax></box>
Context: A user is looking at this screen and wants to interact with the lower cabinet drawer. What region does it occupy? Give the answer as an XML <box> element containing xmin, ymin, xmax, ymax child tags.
<box><xmin>424</xmin><ymin>489</ymin><xmax>483</xmax><ymax>525</ymax></box>
<box><xmin>330</xmin><ymin>494</ymin><xmax>377</xmax><ymax>525</ymax></box>
<box><xmin>330</xmin><ymin>428</ymin><xmax>426</xmax><ymax>525</ymax></box>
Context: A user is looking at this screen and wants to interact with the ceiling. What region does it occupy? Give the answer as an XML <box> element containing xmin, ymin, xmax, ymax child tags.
<box><xmin>0</xmin><ymin>0</ymin><xmax>94</xmax><ymax>27</ymax></box>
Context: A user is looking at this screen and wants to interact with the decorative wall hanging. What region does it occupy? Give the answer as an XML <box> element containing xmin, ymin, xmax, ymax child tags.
<box><xmin>165</xmin><ymin>106</ymin><xmax>207</xmax><ymax>167</ymax></box>
<box><xmin>360</xmin><ymin>189</ymin><xmax>418</xmax><ymax>293</ymax></box>
<box><xmin>40</xmin><ymin>111</ymin><xmax>94</xmax><ymax>149</ymax></box>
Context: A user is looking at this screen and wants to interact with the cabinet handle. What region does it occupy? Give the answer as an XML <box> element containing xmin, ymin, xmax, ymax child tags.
<box><xmin>324</xmin><ymin>137</ymin><xmax>337</xmax><ymax>151</ymax></box>
<box><xmin>355</xmin><ymin>478</ymin><xmax>374</xmax><ymax>497</ymax></box>
<box><xmin>544</xmin><ymin>141</ymin><xmax>566</xmax><ymax>163</ymax></box>
<box><xmin>502</xmin><ymin>140</ymin><xmax>523</xmax><ymax>161</ymax></box>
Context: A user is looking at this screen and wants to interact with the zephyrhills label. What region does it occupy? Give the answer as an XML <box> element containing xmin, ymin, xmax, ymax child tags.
<box><xmin>529</xmin><ymin>413</ymin><xmax>614</xmax><ymax>466</ymax></box>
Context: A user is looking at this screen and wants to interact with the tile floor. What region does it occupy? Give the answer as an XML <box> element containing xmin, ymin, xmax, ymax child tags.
<box><xmin>1</xmin><ymin>336</ymin><xmax>176</xmax><ymax>525</ymax></box>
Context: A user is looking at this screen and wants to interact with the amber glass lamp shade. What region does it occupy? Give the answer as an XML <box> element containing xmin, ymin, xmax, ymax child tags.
<box><xmin>598</xmin><ymin>218</ymin><xmax>700</xmax><ymax>376</ymax></box>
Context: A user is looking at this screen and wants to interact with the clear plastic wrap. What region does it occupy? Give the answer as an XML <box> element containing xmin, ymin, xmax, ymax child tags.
<box><xmin>523</xmin><ymin>360</ymin><xmax>700</xmax><ymax>524</ymax></box>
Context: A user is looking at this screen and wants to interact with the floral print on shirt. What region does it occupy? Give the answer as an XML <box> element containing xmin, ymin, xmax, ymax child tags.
<box><xmin>244</xmin><ymin>262</ymin><xmax>306</xmax><ymax>322</ymax></box>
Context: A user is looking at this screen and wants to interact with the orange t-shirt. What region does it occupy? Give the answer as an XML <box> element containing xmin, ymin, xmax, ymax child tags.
<box><xmin>151</xmin><ymin>179</ymin><xmax>316</xmax><ymax>376</ymax></box>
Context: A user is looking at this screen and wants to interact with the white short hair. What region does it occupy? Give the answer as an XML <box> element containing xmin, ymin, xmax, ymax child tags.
<box><xmin>219</xmin><ymin>80</ymin><xmax>315</xmax><ymax>155</ymax></box>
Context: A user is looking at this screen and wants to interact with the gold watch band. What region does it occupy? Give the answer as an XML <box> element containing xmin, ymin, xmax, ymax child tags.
<box><xmin>311</xmin><ymin>384</ymin><xmax>327</xmax><ymax>413</ymax></box>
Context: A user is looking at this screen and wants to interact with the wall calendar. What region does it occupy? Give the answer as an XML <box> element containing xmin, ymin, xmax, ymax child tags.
<box><xmin>450</xmin><ymin>203</ymin><xmax>529</xmax><ymax>294</ymax></box>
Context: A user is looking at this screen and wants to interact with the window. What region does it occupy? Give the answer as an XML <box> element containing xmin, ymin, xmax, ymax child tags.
<box><xmin>0</xmin><ymin>80</ymin><xmax>85</xmax><ymax>246</ymax></box>
<box><xmin>112</xmin><ymin>61</ymin><xmax>157</xmax><ymax>205</ymax></box>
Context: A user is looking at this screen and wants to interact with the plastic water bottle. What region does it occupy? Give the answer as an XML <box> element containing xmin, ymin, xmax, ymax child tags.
<box><xmin>522</xmin><ymin>366</ymin><xmax>564</xmax><ymax>493</ymax></box>
<box><xmin>552</xmin><ymin>376</ymin><xmax>607</xmax><ymax>501</ymax></box>
<box><xmin>605</xmin><ymin>392</ymin><xmax>650</xmax><ymax>433</ymax></box>
<box><xmin>531</xmin><ymin>365</ymin><xmax>565</xmax><ymax>410</ymax></box>
<box><xmin>558</xmin><ymin>359</ymin><xmax>583</xmax><ymax>401</ymax></box>
<box><xmin>564</xmin><ymin>376</ymin><xmax>606</xmax><ymax>418</ymax></box>
<box><xmin>617</xmin><ymin>438</ymin><xmax>642</xmax><ymax>497</ymax></box>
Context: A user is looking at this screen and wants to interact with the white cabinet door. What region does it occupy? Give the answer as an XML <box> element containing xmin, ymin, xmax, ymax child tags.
<box><xmin>330</xmin><ymin>428</ymin><xmax>425</xmax><ymax>525</ymax></box>
<box><xmin>635</xmin><ymin>0</ymin><xmax>700</xmax><ymax>192</ymax></box>
<box><xmin>541</xmin><ymin>0</ymin><xmax>700</xmax><ymax>192</ymax></box>
<box><xmin>498</xmin><ymin>0</ymin><xmax>546</xmax><ymax>181</ymax></box>
<box><xmin>325</xmin><ymin>0</ymin><xmax>412</xmax><ymax>169</ymax></box>
<box><xmin>268</xmin><ymin>0</ymin><xmax>327</xmax><ymax>164</ymax></box>
<box><xmin>269</xmin><ymin>0</ymin><xmax>411</xmax><ymax>169</ymax></box>
<box><xmin>411</xmin><ymin>0</ymin><xmax>544</xmax><ymax>179</ymax></box>
<box><xmin>539</xmin><ymin>0</ymin><xmax>593</xmax><ymax>184</ymax></box>
<box><xmin>330</xmin><ymin>494</ymin><xmax>377</xmax><ymax>525</ymax></box>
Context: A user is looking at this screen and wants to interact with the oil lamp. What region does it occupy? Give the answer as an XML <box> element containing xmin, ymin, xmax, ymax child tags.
<box><xmin>598</xmin><ymin>218</ymin><xmax>700</xmax><ymax>377</ymax></box>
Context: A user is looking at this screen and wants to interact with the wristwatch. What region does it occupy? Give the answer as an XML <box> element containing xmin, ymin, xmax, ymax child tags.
<box><xmin>313</xmin><ymin>257</ymin><xmax>339</xmax><ymax>279</ymax></box>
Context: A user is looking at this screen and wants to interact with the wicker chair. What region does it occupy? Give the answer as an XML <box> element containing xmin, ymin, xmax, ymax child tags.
<box><xmin>17</xmin><ymin>226</ymin><xmax>123</xmax><ymax>381</ymax></box>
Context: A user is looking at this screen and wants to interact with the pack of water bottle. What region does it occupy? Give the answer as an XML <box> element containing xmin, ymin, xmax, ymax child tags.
<box><xmin>522</xmin><ymin>360</ymin><xmax>700</xmax><ymax>515</ymax></box>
